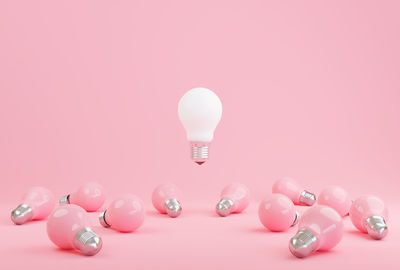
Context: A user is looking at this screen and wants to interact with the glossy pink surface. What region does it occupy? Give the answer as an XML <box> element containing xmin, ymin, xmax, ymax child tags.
<box><xmin>69</xmin><ymin>182</ymin><xmax>105</xmax><ymax>212</ymax></box>
<box><xmin>350</xmin><ymin>195</ymin><xmax>388</xmax><ymax>233</ymax></box>
<box><xmin>220</xmin><ymin>183</ymin><xmax>250</xmax><ymax>213</ymax></box>
<box><xmin>272</xmin><ymin>178</ymin><xmax>303</xmax><ymax>204</ymax></box>
<box><xmin>46</xmin><ymin>205</ymin><xmax>88</xmax><ymax>249</ymax></box>
<box><xmin>152</xmin><ymin>184</ymin><xmax>182</xmax><ymax>214</ymax></box>
<box><xmin>105</xmin><ymin>194</ymin><xmax>145</xmax><ymax>232</ymax></box>
<box><xmin>318</xmin><ymin>186</ymin><xmax>352</xmax><ymax>217</ymax></box>
<box><xmin>298</xmin><ymin>205</ymin><xmax>343</xmax><ymax>251</ymax></box>
<box><xmin>258</xmin><ymin>194</ymin><xmax>296</xmax><ymax>232</ymax></box>
<box><xmin>22</xmin><ymin>187</ymin><xmax>55</xmax><ymax>220</ymax></box>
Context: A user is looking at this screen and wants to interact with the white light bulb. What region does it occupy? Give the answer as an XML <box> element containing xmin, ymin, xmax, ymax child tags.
<box><xmin>178</xmin><ymin>87</ymin><xmax>223</xmax><ymax>165</ymax></box>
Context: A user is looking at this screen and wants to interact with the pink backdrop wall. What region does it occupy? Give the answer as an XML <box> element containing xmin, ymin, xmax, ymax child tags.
<box><xmin>1</xmin><ymin>0</ymin><xmax>399</xmax><ymax>206</ymax></box>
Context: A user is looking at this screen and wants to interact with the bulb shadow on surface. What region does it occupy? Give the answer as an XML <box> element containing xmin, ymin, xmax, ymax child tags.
<box><xmin>346</xmin><ymin>229</ymin><xmax>379</xmax><ymax>241</ymax></box>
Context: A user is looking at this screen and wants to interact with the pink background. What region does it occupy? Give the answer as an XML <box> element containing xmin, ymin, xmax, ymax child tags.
<box><xmin>1</xmin><ymin>0</ymin><xmax>399</xmax><ymax>269</ymax></box>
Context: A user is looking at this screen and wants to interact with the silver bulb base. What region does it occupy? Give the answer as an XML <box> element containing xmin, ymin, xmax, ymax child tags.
<box><xmin>59</xmin><ymin>194</ymin><xmax>70</xmax><ymax>205</ymax></box>
<box><xmin>73</xmin><ymin>227</ymin><xmax>102</xmax><ymax>256</ymax></box>
<box><xmin>365</xmin><ymin>216</ymin><xmax>388</xmax><ymax>240</ymax></box>
<box><xmin>164</xmin><ymin>199</ymin><xmax>182</xmax><ymax>218</ymax></box>
<box><xmin>11</xmin><ymin>204</ymin><xmax>33</xmax><ymax>225</ymax></box>
<box><xmin>299</xmin><ymin>190</ymin><xmax>316</xmax><ymax>206</ymax></box>
<box><xmin>190</xmin><ymin>142</ymin><xmax>209</xmax><ymax>165</ymax></box>
<box><xmin>289</xmin><ymin>229</ymin><xmax>318</xmax><ymax>258</ymax></box>
<box><xmin>99</xmin><ymin>210</ymin><xmax>111</xmax><ymax>228</ymax></box>
<box><xmin>216</xmin><ymin>198</ymin><xmax>235</xmax><ymax>217</ymax></box>
<box><xmin>292</xmin><ymin>211</ymin><xmax>300</xmax><ymax>226</ymax></box>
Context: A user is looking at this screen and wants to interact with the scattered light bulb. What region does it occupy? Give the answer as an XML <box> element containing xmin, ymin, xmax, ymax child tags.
<box><xmin>272</xmin><ymin>177</ymin><xmax>316</xmax><ymax>206</ymax></box>
<box><xmin>349</xmin><ymin>195</ymin><xmax>388</xmax><ymax>240</ymax></box>
<box><xmin>289</xmin><ymin>205</ymin><xmax>343</xmax><ymax>258</ymax></box>
<box><xmin>47</xmin><ymin>205</ymin><xmax>102</xmax><ymax>256</ymax></box>
<box><xmin>152</xmin><ymin>183</ymin><xmax>182</xmax><ymax>218</ymax></box>
<box><xmin>59</xmin><ymin>182</ymin><xmax>105</xmax><ymax>212</ymax></box>
<box><xmin>99</xmin><ymin>194</ymin><xmax>145</xmax><ymax>232</ymax></box>
<box><xmin>11</xmin><ymin>186</ymin><xmax>55</xmax><ymax>225</ymax></box>
<box><xmin>178</xmin><ymin>87</ymin><xmax>223</xmax><ymax>165</ymax></box>
<box><xmin>216</xmin><ymin>183</ymin><xmax>250</xmax><ymax>217</ymax></box>
<box><xmin>258</xmin><ymin>193</ymin><xmax>299</xmax><ymax>232</ymax></box>
<box><xmin>317</xmin><ymin>186</ymin><xmax>351</xmax><ymax>217</ymax></box>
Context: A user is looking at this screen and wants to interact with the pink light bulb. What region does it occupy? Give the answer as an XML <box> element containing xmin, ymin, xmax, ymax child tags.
<box><xmin>152</xmin><ymin>183</ymin><xmax>182</xmax><ymax>218</ymax></box>
<box><xmin>349</xmin><ymin>195</ymin><xmax>388</xmax><ymax>240</ymax></box>
<box><xmin>258</xmin><ymin>194</ymin><xmax>299</xmax><ymax>232</ymax></box>
<box><xmin>216</xmin><ymin>183</ymin><xmax>250</xmax><ymax>217</ymax></box>
<box><xmin>47</xmin><ymin>205</ymin><xmax>102</xmax><ymax>256</ymax></box>
<box><xmin>11</xmin><ymin>186</ymin><xmax>55</xmax><ymax>225</ymax></box>
<box><xmin>99</xmin><ymin>194</ymin><xmax>145</xmax><ymax>232</ymax></box>
<box><xmin>289</xmin><ymin>205</ymin><xmax>343</xmax><ymax>258</ymax></box>
<box><xmin>272</xmin><ymin>177</ymin><xmax>316</xmax><ymax>206</ymax></box>
<box><xmin>60</xmin><ymin>182</ymin><xmax>105</xmax><ymax>212</ymax></box>
<box><xmin>317</xmin><ymin>186</ymin><xmax>351</xmax><ymax>217</ymax></box>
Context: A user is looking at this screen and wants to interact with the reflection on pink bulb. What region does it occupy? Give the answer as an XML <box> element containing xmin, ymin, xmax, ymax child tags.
<box><xmin>350</xmin><ymin>195</ymin><xmax>388</xmax><ymax>240</ymax></box>
<box><xmin>60</xmin><ymin>182</ymin><xmax>105</xmax><ymax>212</ymax></box>
<box><xmin>152</xmin><ymin>183</ymin><xmax>182</xmax><ymax>218</ymax></box>
<box><xmin>272</xmin><ymin>177</ymin><xmax>316</xmax><ymax>206</ymax></box>
<box><xmin>216</xmin><ymin>183</ymin><xmax>250</xmax><ymax>217</ymax></box>
<box><xmin>317</xmin><ymin>186</ymin><xmax>351</xmax><ymax>217</ymax></box>
<box><xmin>47</xmin><ymin>205</ymin><xmax>102</xmax><ymax>256</ymax></box>
<box><xmin>258</xmin><ymin>194</ymin><xmax>298</xmax><ymax>232</ymax></box>
<box><xmin>289</xmin><ymin>205</ymin><xmax>343</xmax><ymax>258</ymax></box>
<box><xmin>11</xmin><ymin>186</ymin><xmax>55</xmax><ymax>225</ymax></box>
<box><xmin>99</xmin><ymin>194</ymin><xmax>145</xmax><ymax>232</ymax></box>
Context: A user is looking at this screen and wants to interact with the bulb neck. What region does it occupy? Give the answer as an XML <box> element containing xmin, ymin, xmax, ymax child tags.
<box><xmin>73</xmin><ymin>227</ymin><xmax>102</xmax><ymax>256</ymax></box>
<box><xmin>164</xmin><ymin>199</ymin><xmax>182</xmax><ymax>218</ymax></box>
<box><xmin>216</xmin><ymin>198</ymin><xmax>235</xmax><ymax>217</ymax></box>
<box><xmin>59</xmin><ymin>194</ymin><xmax>70</xmax><ymax>205</ymax></box>
<box><xmin>365</xmin><ymin>216</ymin><xmax>388</xmax><ymax>240</ymax></box>
<box><xmin>11</xmin><ymin>204</ymin><xmax>33</xmax><ymax>225</ymax></box>
<box><xmin>99</xmin><ymin>210</ymin><xmax>111</xmax><ymax>228</ymax></box>
<box><xmin>299</xmin><ymin>190</ymin><xmax>316</xmax><ymax>206</ymax></box>
<box><xmin>289</xmin><ymin>229</ymin><xmax>318</xmax><ymax>258</ymax></box>
<box><xmin>190</xmin><ymin>142</ymin><xmax>210</xmax><ymax>165</ymax></box>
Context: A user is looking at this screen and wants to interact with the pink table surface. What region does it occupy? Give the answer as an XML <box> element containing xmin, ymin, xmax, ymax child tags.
<box><xmin>1</xmin><ymin>202</ymin><xmax>399</xmax><ymax>269</ymax></box>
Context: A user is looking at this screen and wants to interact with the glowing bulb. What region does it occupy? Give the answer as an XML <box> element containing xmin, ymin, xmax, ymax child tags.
<box><xmin>178</xmin><ymin>87</ymin><xmax>222</xmax><ymax>165</ymax></box>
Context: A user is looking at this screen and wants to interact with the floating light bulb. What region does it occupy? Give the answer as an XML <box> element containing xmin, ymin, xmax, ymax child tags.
<box><xmin>258</xmin><ymin>193</ymin><xmax>299</xmax><ymax>232</ymax></box>
<box><xmin>272</xmin><ymin>177</ymin><xmax>316</xmax><ymax>206</ymax></box>
<box><xmin>216</xmin><ymin>183</ymin><xmax>250</xmax><ymax>217</ymax></box>
<box><xmin>317</xmin><ymin>186</ymin><xmax>351</xmax><ymax>217</ymax></box>
<box><xmin>11</xmin><ymin>186</ymin><xmax>55</xmax><ymax>225</ymax></box>
<box><xmin>99</xmin><ymin>194</ymin><xmax>145</xmax><ymax>232</ymax></box>
<box><xmin>47</xmin><ymin>205</ymin><xmax>102</xmax><ymax>256</ymax></box>
<box><xmin>178</xmin><ymin>87</ymin><xmax>222</xmax><ymax>165</ymax></box>
<box><xmin>289</xmin><ymin>205</ymin><xmax>343</xmax><ymax>258</ymax></box>
<box><xmin>349</xmin><ymin>195</ymin><xmax>388</xmax><ymax>240</ymax></box>
<box><xmin>59</xmin><ymin>182</ymin><xmax>105</xmax><ymax>212</ymax></box>
<box><xmin>152</xmin><ymin>183</ymin><xmax>182</xmax><ymax>218</ymax></box>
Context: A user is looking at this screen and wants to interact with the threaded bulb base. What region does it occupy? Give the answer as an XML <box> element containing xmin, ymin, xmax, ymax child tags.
<box><xmin>190</xmin><ymin>142</ymin><xmax>210</xmax><ymax>165</ymax></box>
<box><xmin>299</xmin><ymin>190</ymin><xmax>316</xmax><ymax>206</ymax></box>
<box><xmin>289</xmin><ymin>229</ymin><xmax>318</xmax><ymax>258</ymax></box>
<box><xmin>73</xmin><ymin>227</ymin><xmax>102</xmax><ymax>256</ymax></box>
<box><xmin>216</xmin><ymin>198</ymin><xmax>235</xmax><ymax>217</ymax></box>
<box><xmin>365</xmin><ymin>216</ymin><xmax>388</xmax><ymax>240</ymax></box>
<box><xmin>11</xmin><ymin>204</ymin><xmax>33</xmax><ymax>225</ymax></box>
<box><xmin>164</xmin><ymin>199</ymin><xmax>182</xmax><ymax>218</ymax></box>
